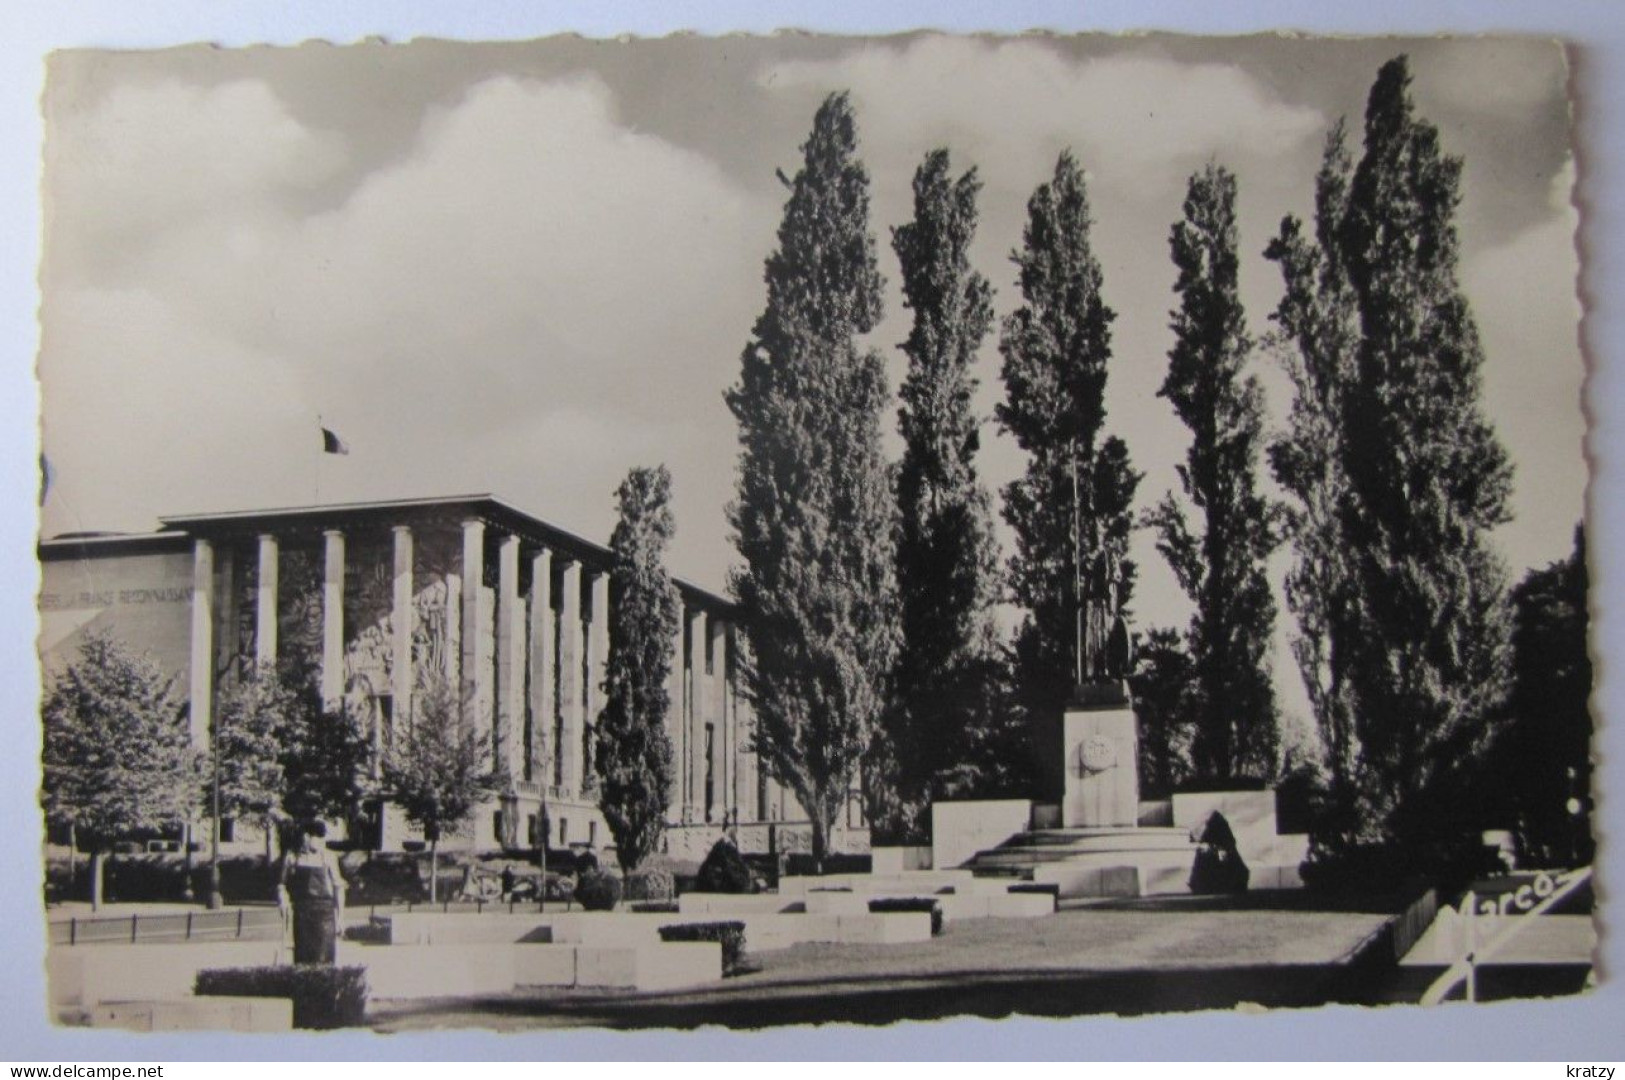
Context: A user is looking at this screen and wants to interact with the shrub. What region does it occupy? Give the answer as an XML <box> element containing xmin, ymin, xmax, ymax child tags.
<box><xmin>623</xmin><ymin>866</ymin><xmax>675</xmax><ymax>902</ymax></box>
<box><xmin>785</xmin><ymin>852</ymin><xmax>871</xmax><ymax>877</ymax></box>
<box><xmin>1189</xmin><ymin>811</ymin><xmax>1250</xmax><ymax>895</ymax></box>
<box><xmin>195</xmin><ymin>965</ymin><xmax>368</xmax><ymax>1029</ymax></box>
<box><xmin>630</xmin><ymin>900</ymin><xmax>678</xmax><ymax>914</ymax></box>
<box><xmin>542</xmin><ymin>871</ymin><xmax>577</xmax><ymax>903</ymax></box>
<box><xmin>868</xmin><ymin>896</ymin><xmax>945</xmax><ymax>936</ymax></box>
<box><xmin>659</xmin><ymin>920</ymin><xmax>747</xmax><ymax>976</ymax></box>
<box><xmin>696</xmin><ymin>839</ymin><xmax>753</xmax><ymax>894</ymax></box>
<box><xmin>575</xmin><ymin>869</ymin><xmax>622</xmax><ymax>911</ymax></box>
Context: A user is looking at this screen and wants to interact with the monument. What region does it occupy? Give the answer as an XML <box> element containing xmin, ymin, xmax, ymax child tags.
<box><xmin>1062</xmin><ymin>547</ymin><xmax>1137</xmax><ymax>828</ymax></box>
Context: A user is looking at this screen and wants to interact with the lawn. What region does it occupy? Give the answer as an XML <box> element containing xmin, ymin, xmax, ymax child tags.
<box><xmin>369</xmin><ymin>901</ymin><xmax>1395</xmax><ymax>1032</ymax></box>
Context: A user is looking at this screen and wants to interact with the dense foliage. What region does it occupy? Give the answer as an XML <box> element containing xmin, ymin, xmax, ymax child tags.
<box><xmin>195</xmin><ymin>965</ymin><xmax>368</xmax><ymax>1029</ymax></box>
<box><xmin>381</xmin><ymin>673</ymin><xmax>502</xmax><ymax>903</ymax></box>
<box><xmin>1271</xmin><ymin>57</ymin><xmax>1515</xmax><ymax>859</ymax></box>
<box><xmin>1149</xmin><ymin>164</ymin><xmax>1282</xmax><ymax>782</ymax></box>
<box><xmin>41</xmin><ymin>632</ymin><xmax>198</xmax><ymax>908</ymax></box>
<box><xmin>879</xmin><ymin>148</ymin><xmax>1012</xmax><ymax>839</ymax></box>
<box><xmin>997</xmin><ymin>151</ymin><xmax>1141</xmax><ymax>794</ymax></box>
<box><xmin>726</xmin><ymin>92</ymin><xmax>900</xmax><ymax>868</ymax></box>
<box><xmin>575</xmin><ymin>868</ymin><xmax>623</xmax><ymax>911</ymax></box>
<box><xmin>659</xmin><ymin>920</ymin><xmax>749</xmax><ymax>976</ymax></box>
<box><xmin>595</xmin><ymin>465</ymin><xmax>682</xmax><ymax>872</ymax></box>
<box><xmin>695</xmin><ymin>837</ymin><xmax>754</xmax><ymax>894</ymax></box>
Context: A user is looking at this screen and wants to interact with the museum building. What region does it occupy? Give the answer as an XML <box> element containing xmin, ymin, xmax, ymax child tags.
<box><xmin>39</xmin><ymin>494</ymin><xmax>868</xmax><ymax>862</ymax></box>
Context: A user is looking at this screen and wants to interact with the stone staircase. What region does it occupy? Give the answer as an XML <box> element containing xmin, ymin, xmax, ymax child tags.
<box><xmin>963</xmin><ymin>825</ymin><xmax>1200</xmax><ymax>898</ymax></box>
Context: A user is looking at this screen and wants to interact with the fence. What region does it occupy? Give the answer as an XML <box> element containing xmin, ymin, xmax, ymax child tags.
<box><xmin>50</xmin><ymin>907</ymin><xmax>285</xmax><ymax>947</ymax></box>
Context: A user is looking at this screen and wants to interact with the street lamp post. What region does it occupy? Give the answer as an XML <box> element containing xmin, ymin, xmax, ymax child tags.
<box><xmin>208</xmin><ymin>722</ymin><xmax>223</xmax><ymax>909</ymax></box>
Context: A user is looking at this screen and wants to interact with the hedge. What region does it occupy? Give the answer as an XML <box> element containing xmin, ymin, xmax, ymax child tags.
<box><xmin>696</xmin><ymin>840</ymin><xmax>753</xmax><ymax>894</ymax></box>
<box><xmin>575</xmin><ymin>869</ymin><xmax>622</xmax><ymax>911</ymax></box>
<box><xmin>659</xmin><ymin>921</ymin><xmax>747</xmax><ymax>976</ymax></box>
<box><xmin>623</xmin><ymin>867</ymin><xmax>675</xmax><ymax>902</ymax></box>
<box><xmin>868</xmin><ymin>897</ymin><xmax>945</xmax><ymax>936</ymax></box>
<box><xmin>195</xmin><ymin>965</ymin><xmax>368</xmax><ymax>1029</ymax></box>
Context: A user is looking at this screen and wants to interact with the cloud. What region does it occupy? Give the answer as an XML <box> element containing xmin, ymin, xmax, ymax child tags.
<box><xmin>41</xmin><ymin>72</ymin><xmax>774</xmax><ymax>583</ymax></box>
<box><xmin>1463</xmin><ymin>157</ymin><xmax>1586</xmax><ymax>571</ymax></box>
<box><xmin>45</xmin><ymin>78</ymin><xmax>347</xmax><ymax>285</ymax></box>
<box><xmin>1416</xmin><ymin>38</ymin><xmax>1569</xmax><ymax>122</ymax></box>
<box><xmin>763</xmin><ymin>36</ymin><xmax>1325</xmax><ymax>205</ymax></box>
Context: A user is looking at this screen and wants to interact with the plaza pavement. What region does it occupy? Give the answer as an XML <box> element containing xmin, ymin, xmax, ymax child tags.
<box><xmin>370</xmin><ymin>904</ymin><xmax>1395</xmax><ymax>1030</ymax></box>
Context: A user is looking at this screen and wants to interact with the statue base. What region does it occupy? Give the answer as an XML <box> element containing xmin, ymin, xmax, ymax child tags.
<box><xmin>1069</xmin><ymin>679</ymin><xmax>1130</xmax><ymax>708</ymax></box>
<box><xmin>1062</xmin><ymin>683</ymin><xmax>1138</xmax><ymax>828</ymax></box>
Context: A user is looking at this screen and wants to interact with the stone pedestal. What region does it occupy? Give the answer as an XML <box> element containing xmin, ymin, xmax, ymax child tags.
<box><xmin>1062</xmin><ymin>686</ymin><xmax>1139</xmax><ymax>828</ymax></box>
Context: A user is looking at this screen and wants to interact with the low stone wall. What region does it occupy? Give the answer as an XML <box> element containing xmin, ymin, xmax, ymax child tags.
<box><xmin>49</xmin><ymin>941</ymin><xmax>290</xmax><ymax>1013</ymax></box>
<box><xmin>932</xmin><ymin>800</ymin><xmax>1032</xmax><ymax>870</ymax></box>
<box><xmin>872</xmin><ymin>846</ymin><xmax>933</xmax><ymax>874</ymax></box>
<box><xmin>342</xmin><ymin>940</ymin><xmax>723</xmax><ymax>997</ymax></box>
<box><xmin>662</xmin><ymin>821</ymin><xmax>873</xmax><ymax>863</ymax></box>
<box><xmin>88</xmin><ymin>996</ymin><xmax>292</xmax><ymax>1033</ymax></box>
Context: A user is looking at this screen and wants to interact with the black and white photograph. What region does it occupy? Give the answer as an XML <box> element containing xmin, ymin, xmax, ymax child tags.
<box><xmin>20</xmin><ymin>16</ymin><xmax>1608</xmax><ymax>1051</ymax></box>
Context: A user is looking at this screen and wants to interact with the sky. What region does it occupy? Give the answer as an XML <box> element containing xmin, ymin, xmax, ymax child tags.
<box><xmin>37</xmin><ymin>33</ymin><xmax>1583</xmax><ymax>733</ymax></box>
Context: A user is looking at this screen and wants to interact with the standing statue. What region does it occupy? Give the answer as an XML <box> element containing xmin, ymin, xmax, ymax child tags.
<box><xmin>1080</xmin><ymin>547</ymin><xmax>1132</xmax><ymax>683</ymax></box>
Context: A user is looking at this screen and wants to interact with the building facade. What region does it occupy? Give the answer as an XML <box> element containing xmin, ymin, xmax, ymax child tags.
<box><xmin>39</xmin><ymin>495</ymin><xmax>868</xmax><ymax>863</ymax></box>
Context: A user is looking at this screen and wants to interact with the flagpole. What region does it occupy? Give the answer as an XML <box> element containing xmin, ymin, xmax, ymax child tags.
<box><xmin>315</xmin><ymin>413</ymin><xmax>323</xmax><ymax>505</ymax></box>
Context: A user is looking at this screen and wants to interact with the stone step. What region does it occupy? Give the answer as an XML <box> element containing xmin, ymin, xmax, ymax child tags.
<box><xmin>978</xmin><ymin>831</ymin><xmax>1198</xmax><ymax>863</ymax></box>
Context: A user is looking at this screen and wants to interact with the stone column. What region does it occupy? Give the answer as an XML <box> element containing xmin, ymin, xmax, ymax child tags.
<box><xmin>460</xmin><ymin>519</ymin><xmax>486</xmax><ymax>728</ymax></box>
<box><xmin>188</xmin><ymin>538</ymin><xmax>214</xmax><ymax>748</ymax></box>
<box><xmin>390</xmin><ymin>526</ymin><xmax>414</xmax><ymax>729</ymax></box>
<box><xmin>255</xmin><ymin>534</ymin><xmax>278</xmax><ymax>669</ymax></box>
<box><xmin>321</xmin><ymin>530</ymin><xmax>345</xmax><ymax>708</ymax></box>
<box><xmin>215</xmin><ymin>545</ymin><xmax>238</xmax><ymax>682</ymax></box>
<box><xmin>528</xmin><ymin>548</ymin><xmax>554</xmax><ymax>786</ymax></box>
<box><xmin>587</xmin><ymin>571</ymin><xmax>610</xmax><ymax>783</ymax></box>
<box><xmin>668</xmin><ymin>607</ymin><xmax>688</xmax><ymax>821</ymax></box>
<box><xmin>556</xmin><ymin>560</ymin><xmax>581</xmax><ymax>794</ymax></box>
<box><xmin>688</xmin><ymin>610</ymin><xmax>709</xmax><ymax>821</ymax></box>
<box><xmin>496</xmin><ymin>533</ymin><xmax>523</xmax><ymax>780</ymax></box>
<box><xmin>711</xmin><ymin>619</ymin><xmax>731</xmax><ymax>825</ymax></box>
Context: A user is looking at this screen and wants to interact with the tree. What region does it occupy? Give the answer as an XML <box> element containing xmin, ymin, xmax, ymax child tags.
<box><xmin>881</xmin><ymin>148</ymin><xmax>1007</xmax><ymax>839</ymax></box>
<box><xmin>41</xmin><ymin>632</ymin><xmax>198</xmax><ymax>909</ymax></box>
<box><xmin>1147</xmin><ymin>163</ymin><xmax>1282</xmax><ymax>783</ymax></box>
<box><xmin>212</xmin><ymin>663</ymin><xmax>300</xmax><ymax>863</ymax></box>
<box><xmin>1332</xmin><ymin>56</ymin><xmax>1515</xmax><ymax>851</ymax></box>
<box><xmin>1490</xmin><ymin>526</ymin><xmax>1592</xmax><ymax>866</ymax></box>
<box><xmin>276</xmin><ymin>655</ymin><xmax>373</xmax><ymax>843</ymax></box>
<box><xmin>595</xmin><ymin>465</ymin><xmax>682</xmax><ymax>873</ymax></box>
<box><xmin>381</xmin><ymin>673</ymin><xmax>502</xmax><ymax>902</ymax></box>
<box><xmin>1265</xmin><ymin>120</ymin><xmax>1366</xmax><ymax>838</ymax></box>
<box><xmin>725</xmin><ymin>91</ymin><xmax>900</xmax><ymax>871</ymax></box>
<box><xmin>1129</xmin><ymin>627</ymin><xmax>1196</xmax><ymax>798</ymax></box>
<box><xmin>997</xmin><ymin>151</ymin><xmax>1141</xmax><ymax>792</ymax></box>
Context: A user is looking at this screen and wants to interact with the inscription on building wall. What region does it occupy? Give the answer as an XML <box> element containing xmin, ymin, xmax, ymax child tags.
<box><xmin>39</xmin><ymin>586</ymin><xmax>194</xmax><ymax>610</ymax></box>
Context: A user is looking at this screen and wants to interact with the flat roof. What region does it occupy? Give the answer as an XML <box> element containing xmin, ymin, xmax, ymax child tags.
<box><xmin>45</xmin><ymin>494</ymin><xmax>734</xmax><ymax>613</ymax></box>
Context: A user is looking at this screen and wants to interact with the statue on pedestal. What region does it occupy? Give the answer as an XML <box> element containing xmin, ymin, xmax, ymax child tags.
<box><xmin>1079</xmin><ymin>546</ymin><xmax>1132</xmax><ymax>686</ymax></box>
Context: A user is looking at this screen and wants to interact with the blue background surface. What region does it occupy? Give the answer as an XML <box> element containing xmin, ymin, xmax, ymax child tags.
<box><xmin>2</xmin><ymin>0</ymin><xmax>1620</xmax><ymax>1061</ymax></box>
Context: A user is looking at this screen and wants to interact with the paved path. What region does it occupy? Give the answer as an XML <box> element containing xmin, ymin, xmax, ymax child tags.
<box><xmin>371</xmin><ymin>905</ymin><xmax>1391</xmax><ymax>1031</ymax></box>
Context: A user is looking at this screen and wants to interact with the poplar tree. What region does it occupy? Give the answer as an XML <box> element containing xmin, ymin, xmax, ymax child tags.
<box><xmin>595</xmin><ymin>465</ymin><xmax>682</xmax><ymax>873</ymax></box>
<box><xmin>1149</xmin><ymin>164</ymin><xmax>1281</xmax><ymax>782</ymax></box>
<box><xmin>1265</xmin><ymin>121</ymin><xmax>1367</xmax><ymax>838</ymax></box>
<box><xmin>1334</xmin><ymin>56</ymin><xmax>1514</xmax><ymax>850</ymax></box>
<box><xmin>41</xmin><ymin>632</ymin><xmax>198</xmax><ymax>909</ymax></box>
<box><xmin>881</xmin><ymin>148</ymin><xmax>1006</xmax><ymax>838</ymax></box>
<box><xmin>998</xmin><ymin>151</ymin><xmax>1140</xmax><ymax>782</ymax></box>
<box><xmin>726</xmin><ymin>92</ymin><xmax>899</xmax><ymax>870</ymax></box>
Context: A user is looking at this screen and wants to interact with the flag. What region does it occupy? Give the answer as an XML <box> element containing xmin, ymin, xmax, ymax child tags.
<box><xmin>321</xmin><ymin>426</ymin><xmax>350</xmax><ymax>456</ymax></box>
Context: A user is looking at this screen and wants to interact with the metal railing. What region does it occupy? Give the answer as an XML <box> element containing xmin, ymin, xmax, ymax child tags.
<box><xmin>50</xmin><ymin>907</ymin><xmax>284</xmax><ymax>947</ymax></box>
<box><xmin>1421</xmin><ymin>865</ymin><xmax>1592</xmax><ymax>1005</ymax></box>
